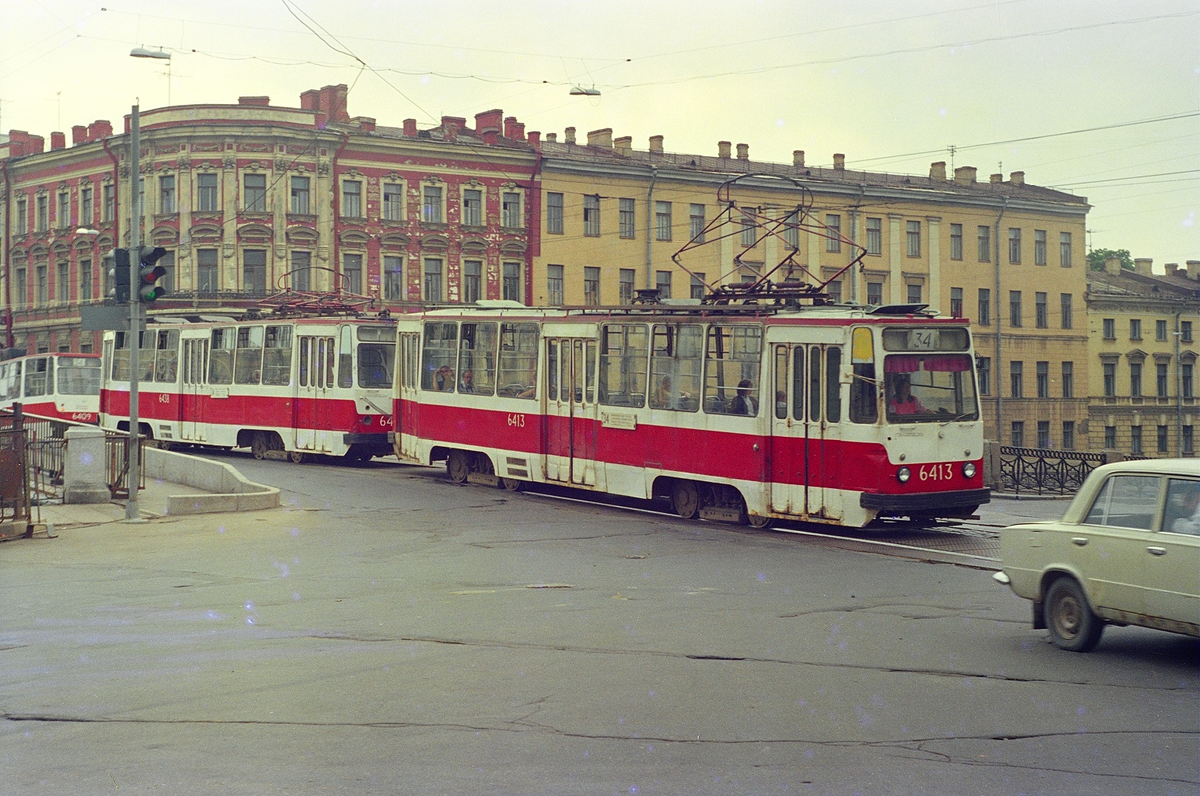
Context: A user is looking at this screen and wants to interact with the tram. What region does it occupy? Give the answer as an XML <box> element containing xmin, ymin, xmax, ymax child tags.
<box><xmin>99</xmin><ymin>312</ymin><xmax>396</xmax><ymax>461</ymax></box>
<box><xmin>391</xmin><ymin>298</ymin><xmax>989</xmax><ymax>528</ymax></box>
<box><xmin>0</xmin><ymin>351</ymin><xmax>102</xmax><ymax>422</ymax></box>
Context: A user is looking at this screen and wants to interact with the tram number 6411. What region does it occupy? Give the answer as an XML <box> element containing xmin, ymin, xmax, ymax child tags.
<box><xmin>918</xmin><ymin>463</ymin><xmax>954</xmax><ymax>481</ymax></box>
<box><xmin>507</xmin><ymin>413</ymin><xmax>526</xmax><ymax>428</ymax></box>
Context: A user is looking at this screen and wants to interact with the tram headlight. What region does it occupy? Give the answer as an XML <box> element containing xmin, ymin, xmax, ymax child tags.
<box><xmin>962</xmin><ymin>462</ymin><xmax>977</xmax><ymax>479</ymax></box>
<box><xmin>897</xmin><ymin>466</ymin><xmax>911</xmax><ymax>483</ymax></box>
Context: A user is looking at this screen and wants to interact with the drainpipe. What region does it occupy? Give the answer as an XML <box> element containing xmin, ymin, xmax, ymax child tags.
<box><xmin>993</xmin><ymin>198</ymin><xmax>1008</xmax><ymax>443</ymax></box>
<box><xmin>645</xmin><ymin>165</ymin><xmax>658</xmax><ymax>290</ymax></box>
<box><xmin>1176</xmin><ymin>309</ymin><xmax>1184</xmax><ymax>455</ymax></box>
<box><xmin>1</xmin><ymin>159</ymin><xmax>12</xmax><ymax>348</ymax></box>
<box><xmin>525</xmin><ymin>151</ymin><xmax>544</xmax><ymax>307</ymax></box>
<box><xmin>330</xmin><ymin>132</ymin><xmax>350</xmax><ymax>294</ymax></box>
<box><xmin>848</xmin><ymin>183</ymin><xmax>866</xmax><ymax>303</ymax></box>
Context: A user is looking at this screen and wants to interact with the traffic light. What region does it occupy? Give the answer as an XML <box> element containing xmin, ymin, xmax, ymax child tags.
<box><xmin>106</xmin><ymin>248</ymin><xmax>131</xmax><ymax>303</ymax></box>
<box><xmin>136</xmin><ymin>246</ymin><xmax>169</xmax><ymax>303</ymax></box>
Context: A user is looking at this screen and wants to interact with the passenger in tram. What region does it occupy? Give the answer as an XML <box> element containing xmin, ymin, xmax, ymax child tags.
<box><xmin>652</xmin><ymin>375</ymin><xmax>676</xmax><ymax>408</ymax></box>
<box><xmin>459</xmin><ymin>369</ymin><xmax>476</xmax><ymax>393</ymax></box>
<box><xmin>888</xmin><ymin>377</ymin><xmax>928</xmax><ymax>416</ymax></box>
<box><xmin>775</xmin><ymin>390</ymin><xmax>788</xmax><ymax>417</ymax></box>
<box><xmin>434</xmin><ymin>365</ymin><xmax>454</xmax><ymax>391</ymax></box>
<box><xmin>730</xmin><ymin>379</ymin><xmax>758</xmax><ymax>416</ymax></box>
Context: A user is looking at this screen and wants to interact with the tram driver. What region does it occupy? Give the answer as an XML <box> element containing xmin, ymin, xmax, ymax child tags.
<box><xmin>888</xmin><ymin>376</ymin><xmax>928</xmax><ymax>417</ymax></box>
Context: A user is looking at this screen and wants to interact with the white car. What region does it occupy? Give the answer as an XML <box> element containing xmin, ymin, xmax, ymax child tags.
<box><xmin>994</xmin><ymin>458</ymin><xmax>1199</xmax><ymax>651</ymax></box>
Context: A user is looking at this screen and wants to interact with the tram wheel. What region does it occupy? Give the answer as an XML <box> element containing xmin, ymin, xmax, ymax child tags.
<box><xmin>447</xmin><ymin>450</ymin><xmax>470</xmax><ymax>484</ymax></box>
<box><xmin>745</xmin><ymin>513</ymin><xmax>774</xmax><ymax>529</ymax></box>
<box><xmin>251</xmin><ymin>432</ymin><xmax>269</xmax><ymax>460</ymax></box>
<box><xmin>288</xmin><ymin>450</ymin><xmax>306</xmax><ymax>464</ymax></box>
<box><xmin>500</xmin><ymin>477</ymin><xmax>524</xmax><ymax>492</ymax></box>
<box><xmin>671</xmin><ymin>481</ymin><xmax>700</xmax><ymax>519</ymax></box>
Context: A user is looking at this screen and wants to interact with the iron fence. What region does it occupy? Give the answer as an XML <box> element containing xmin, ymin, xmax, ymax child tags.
<box><xmin>999</xmin><ymin>447</ymin><xmax>1151</xmax><ymax>496</ymax></box>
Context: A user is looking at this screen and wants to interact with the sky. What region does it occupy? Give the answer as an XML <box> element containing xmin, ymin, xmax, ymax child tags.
<box><xmin>3</xmin><ymin>0</ymin><xmax>1197</xmax><ymax>269</ymax></box>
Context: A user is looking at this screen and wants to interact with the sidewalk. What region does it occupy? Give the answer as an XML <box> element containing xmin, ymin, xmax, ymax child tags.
<box><xmin>33</xmin><ymin>476</ymin><xmax>216</xmax><ymax>531</ymax></box>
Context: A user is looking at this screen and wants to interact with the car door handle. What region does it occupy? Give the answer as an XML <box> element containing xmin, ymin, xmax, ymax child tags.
<box><xmin>1147</xmin><ymin>546</ymin><xmax>1167</xmax><ymax>556</ymax></box>
<box><xmin>1071</xmin><ymin>537</ymin><xmax>1088</xmax><ymax>546</ymax></box>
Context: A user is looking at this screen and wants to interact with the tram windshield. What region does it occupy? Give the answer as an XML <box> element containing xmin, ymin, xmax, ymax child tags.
<box><xmin>56</xmin><ymin>356</ymin><xmax>102</xmax><ymax>395</ymax></box>
<box><xmin>883</xmin><ymin>353</ymin><xmax>978</xmax><ymax>422</ymax></box>
<box><xmin>357</xmin><ymin>343</ymin><xmax>394</xmax><ymax>389</ymax></box>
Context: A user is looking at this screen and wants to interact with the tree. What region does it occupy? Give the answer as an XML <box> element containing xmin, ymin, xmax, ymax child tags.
<box><xmin>1087</xmin><ymin>248</ymin><xmax>1133</xmax><ymax>271</ymax></box>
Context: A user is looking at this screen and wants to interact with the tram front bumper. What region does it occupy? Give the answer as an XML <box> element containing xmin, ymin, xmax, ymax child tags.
<box><xmin>860</xmin><ymin>487</ymin><xmax>991</xmax><ymax>513</ymax></box>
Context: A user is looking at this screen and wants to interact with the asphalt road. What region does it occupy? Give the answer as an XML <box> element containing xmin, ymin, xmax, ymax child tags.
<box><xmin>1</xmin><ymin>454</ymin><xmax>1196</xmax><ymax>795</ymax></box>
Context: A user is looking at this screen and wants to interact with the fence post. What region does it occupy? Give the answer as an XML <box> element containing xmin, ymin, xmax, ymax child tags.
<box><xmin>983</xmin><ymin>439</ymin><xmax>1003</xmax><ymax>492</ymax></box>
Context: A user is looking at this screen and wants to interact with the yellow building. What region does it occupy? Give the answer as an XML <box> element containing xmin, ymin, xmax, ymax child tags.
<box><xmin>530</xmin><ymin>129</ymin><xmax>1091</xmax><ymax>446</ymax></box>
<box><xmin>1087</xmin><ymin>258</ymin><xmax>1199</xmax><ymax>457</ymax></box>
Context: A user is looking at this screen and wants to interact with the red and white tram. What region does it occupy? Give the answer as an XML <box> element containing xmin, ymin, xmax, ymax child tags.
<box><xmin>393</xmin><ymin>300</ymin><xmax>988</xmax><ymax>528</ymax></box>
<box><xmin>100</xmin><ymin>313</ymin><xmax>396</xmax><ymax>461</ymax></box>
<box><xmin>0</xmin><ymin>351</ymin><xmax>102</xmax><ymax>423</ymax></box>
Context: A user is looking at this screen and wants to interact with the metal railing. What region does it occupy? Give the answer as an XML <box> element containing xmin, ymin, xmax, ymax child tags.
<box><xmin>999</xmin><ymin>447</ymin><xmax>1151</xmax><ymax>496</ymax></box>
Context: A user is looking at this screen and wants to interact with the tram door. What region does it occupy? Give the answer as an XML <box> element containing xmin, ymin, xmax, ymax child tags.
<box><xmin>769</xmin><ymin>343</ymin><xmax>843</xmax><ymax>520</ymax></box>
<box><xmin>544</xmin><ymin>337</ymin><xmax>597</xmax><ymax>486</ymax></box>
<box><xmin>296</xmin><ymin>334</ymin><xmax>334</xmax><ymax>451</ymax></box>
<box><xmin>181</xmin><ymin>337</ymin><xmax>208</xmax><ymax>442</ymax></box>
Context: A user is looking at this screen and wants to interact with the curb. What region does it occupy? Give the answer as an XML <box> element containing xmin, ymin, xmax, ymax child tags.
<box><xmin>142</xmin><ymin>447</ymin><xmax>280</xmax><ymax>515</ymax></box>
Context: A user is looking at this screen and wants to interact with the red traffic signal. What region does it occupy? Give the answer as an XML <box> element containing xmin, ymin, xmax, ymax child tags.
<box><xmin>137</xmin><ymin>246</ymin><xmax>169</xmax><ymax>303</ymax></box>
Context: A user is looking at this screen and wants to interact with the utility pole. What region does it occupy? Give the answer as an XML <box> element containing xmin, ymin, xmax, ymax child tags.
<box><xmin>126</xmin><ymin>104</ymin><xmax>142</xmax><ymax>521</ymax></box>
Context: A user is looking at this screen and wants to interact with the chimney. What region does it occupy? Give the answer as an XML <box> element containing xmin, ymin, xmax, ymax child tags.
<box><xmin>50</xmin><ymin>132</ymin><xmax>65</xmax><ymax>150</ymax></box>
<box><xmin>71</xmin><ymin>125</ymin><xmax>88</xmax><ymax>145</ymax></box>
<box><xmin>300</xmin><ymin>89</ymin><xmax>321</xmax><ymax>111</ymax></box>
<box><xmin>793</xmin><ymin>150</ymin><xmax>805</xmax><ymax>167</ymax></box>
<box><xmin>441</xmin><ymin>116</ymin><xmax>465</xmax><ymax>142</ymax></box>
<box><xmin>929</xmin><ymin>161</ymin><xmax>946</xmax><ymax>180</ymax></box>
<box><xmin>403</xmin><ymin>118</ymin><xmax>418</xmax><ymax>137</ymax></box>
<box><xmin>26</xmin><ymin>134</ymin><xmax>44</xmax><ymax>154</ymax></box>
<box><xmin>318</xmin><ymin>84</ymin><xmax>350</xmax><ymax>122</ymax></box>
<box><xmin>1187</xmin><ymin>260</ymin><xmax>1200</xmax><ymax>280</ymax></box>
<box><xmin>1010</xmin><ymin>171</ymin><xmax>1025</xmax><ymax>186</ymax></box>
<box><xmin>990</xmin><ymin>173</ymin><xmax>1002</xmax><ymax>184</ymax></box>
<box><xmin>1105</xmin><ymin>255</ymin><xmax>1123</xmax><ymax>275</ymax></box>
<box><xmin>954</xmin><ymin>166</ymin><xmax>977</xmax><ymax>186</ymax></box>
<box><xmin>503</xmin><ymin>116</ymin><xmax>519</xmax><ymax>139</ymax></box>
<box><xmin>527</xmin><ymin>130</ymin><xmax>541</xmax><ymax>150</ymax></box>
<box><xmin>737</xmin><ymin>143</ymin><xmax>750</xmax><ymax>160</ymax></box>
<box><xmin>1134</xmin><ymin>258</ymin><xmax>1153</xmax><ymax>276</ymax></box>
<box><xmin>564</xmin><ymin>127</ymin><xmax>576</xmax><ymax>145</ymax></box>
<box><xmin>89</xmin><ymin>120</ymin><xmax>113</xmax><ymax>139</ymax></box>
<box><xmin>239</xmin><ymin>96</ymin><xmax>271</xmax><ymax>107</ymax></box>
<box><xmin>510</xmin><ymin>121</ymin><xmax>525</xmax><ymax>141</ymax></box>
<box><xmin>614</xmin><ymin>135</ymin><xmax>632</xmax><ymax>156</ymax></box>
<box><xmin>587</xmin><ymin>128</ymin><xmax>613</xmax><ymax>150</ymax></box>
<box><xmin>1165</xmin><ymin>263</ymin><xmax>1179</xmax><ymax>277</ymax></box>
<box><xmin>718</xmin><ymin>141</ymin><xmax>731</xmax><ymax>158</ymax></box>
<box><xmin>833</xmin><ymin>153</ymin><xmax>845</xmax><ymax>171</ymax></box>
<box><xmin>354</xmin><ymin>116</ymin><xmax>376</xmax><ymax>133</ymax></box>
<box><xmin>474</xmin><ymin>109</ymin><xmax>503</xmax><ymax>144</ymax></box>
<box><xmin>546</xmin><ymin>132</ymin><xmax>558</xmax><ymax>143</ymax></box>
<box><xmin>649</xmin><ymin>135</ymin><xmax>664</xmax><ymax>154</ymax></box>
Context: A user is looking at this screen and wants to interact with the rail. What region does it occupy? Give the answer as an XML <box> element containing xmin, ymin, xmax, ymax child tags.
<box><xmin>999</xmin><ymin>447</ymin><xmax>1150</xmax><ymax>496</ymax></box>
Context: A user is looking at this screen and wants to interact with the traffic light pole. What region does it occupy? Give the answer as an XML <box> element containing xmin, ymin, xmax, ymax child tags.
<box><xmin>126</xmin><ymin>103</ymin><xmax>142</xmax><ymax>521</ymax></box>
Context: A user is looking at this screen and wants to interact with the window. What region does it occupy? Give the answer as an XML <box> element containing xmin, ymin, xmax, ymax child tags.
<box><xmin>79</xmin><ymin>258</ymin><xmax>92</xmax><ymax>301</ymax></box>
<box><xmin>546</xmin><ymin>192</ymin><xmax>564</xmax><ymax>234</ymax></box>
<box><xmin>34</xmin><ymin>264</ymin><xmax>47</xmax><ymax>304</ymax></box>
<box><xmin>906</xmin><ymin>220</ymin><xmax>921</xmax><ymax>257</ymax></box>
<box><xmin>866</xmin><ymin>217</ymin><xmax>882</xmax><ymax>255</ymax></box>
<box><xmin>1182</xmin><ymin>321</ymin><xmax>1193</xmax><ymax>343</ymax></box>
<box><xmin>1062</xmin><ymin>421</ymin><xmax>1075</xmax><ymax>450</ymax></box>
<box><xmin>782</xmin><ymin>210</ymin><xmax>799</xmax><ymax>249</ymax></box>
<box><xmin>1060</xmin><ymin>232</ymin><xmax>1073</xmax><ymax>267</ymax></box>
<box><xmin>80</xmin><ymin>185</ymin><xmax>93</xmax><ymax>225</ymax></box>
<box><xmin>502</xmin><ymin>261</ymin><xmax>522</xmax><ymax>303</ymax></box>
<box><xmin>1157</xmin><ymin>362</ymin><xmax>1169</xmax><ymax>397</ymax></box>
<box><xmin>583</xmin><ymin>195</ymin><xmax>600</xmax><ymax>237</ymax></box>
<box><xmin>1034</xmin><ymin>230</ymin><xmax>1047</xmax><ymax>265</ymax></box>
<box><xmin>906</xmin><ymin>283</ymin><xmax>921</xmax><ymax>304</ymax></box>
<box><xmin>649</xmin><ymin>324</ymin><xmax>704</xmax><ymax>412</ymax></box>
<box><xmin>343</xmin><ymin>253</ymin><xmax>362</xmax><ymax>294</ymax></box>
<box><xmin>497</xmin><ymin>323</ymin><xmax>539</xmax><ymax>400</ymax></box>
<box><xmin>1009</xmin><ymin>291</ymin><xmax>1022</xmax><ymax>327</ymax></box>
<box><xmin>1103</xmin><ymin>318</ymin><xmax>1115</xmax><ymax>339</ymax></box>
<box><xmin>57</xmin><ymin>261</ymin><xmax>69</xmax><ymax>303</ymax></box>
<box><xmin>501</xmin><ymin>191</ymin><xmax>522</xmax><ymax>229</ymax></box>
<box><xmin>977</xmin><ymin>357</ymin><xmax>991</xmax><ymax>395</ymax></box>
<box><xmin>1104</xmin><ymin>425</ymin><xmax>1116</xmax><ymax>449</ymax></box>
<box><xmin>1130</xmin><ymin>362</ymin><xmax>1142</xmax><ymax>397</ymax></box>
<box><xmin>598</xmin><ymin>324</ymin><xmax>648</xmax><ymax>408</ymax></box>
<box><xmin>1183</xmin><ymin>361</ymin><xmax>1195</xmax><ymax>399</ymax></box>
<box><xmin>422</xmin><ymin>185</ymin><xmax>443</xmax><ymax>223</ymax></box>
<box><xmin>461</xmin><ymin>188</ymin><xmax>481</xmax><ymax>226</ymax></box>
<box><xmin>1158</xmin><ymin>425</ymin><xmax>1169</xmax><ymax>453</ymax></box>
<box><xmin>342</xmin><ymin>180</ymin><xmax>363</xmax><ymax>218</ymax></box>
<box><xmin>462</xmin><ymin>260</ymin><xmax>482</xmax><ymax>304</ymax></box>
<box><xmin>244</xmin><ymin>174</ymin><xmax>267</xmax><ymax>212</ymax></box>
<box><xmin>741</xmin><ymin>211</ymin><xmax>757</xmax><ymax>246</ymax></box>
<box><xmin>1035</xmin><ymin>361</ymin><xmax>1049</xmax><ymax>398</ymax></box>
<box><xmin>977</xmin><ymin>288</ymin><xmax>991</xmax><ymax>325</ymax></box>
<box><xmin>704</xmin><ymin>324</ymin><xmax>762</xmax><ymax>416</ymax></box>
<box><xmin>949</xmin><ymin>287</ymin><xmax>964</xmax><ymax>318</ymax></box>
<box><xmin>1184</xmin><ymin>425</ymin><xmax>1195</xmax><ymax>455</ymax></box>
<box><xmin>825</xmin><ymin>214</ymin><xmax>841</xmax><ymax>252</ymax></box>
<box><xmin>159</xmin><ymin>175</ymin><xmax>175</xmax><ymax>214</ymax></box>
<box><xmin>243</xmin><ymin>249</ymin><xmax>267</xmax><ymax>295</ymax></box>
<box><xmin>1103</xmin><ymin>362</ymin><xmax>1117</xmax><ymax>397</ymax></box>
<box><xmin>691</xmin><ymin>274</ymin><xmax>707</xmax><ymax>300</ymax></box>
<box><xmin>1038</xmin><ymin>421</ymin><xmax>1050</xmax><ymax>449</ymax></box>
<box><xmin>1130</xmin><ymin>425</ymin><xmax>1143</xmax><ymax>455</ymax></box>
<box><xmin>1008</xmin><ymin>228</ymin><xmax>1021</xmax><ymax>263</ymax></box>
<box><xmin>14</xmin><ymin>267</ymin><xmax>25</xmax><ymax>307</ymax></box>
<box><xmin>291</xmin><ymin>176</ymin><xmax>311</xmax><ymax>215</ymax></box>
<box><xmin>1061</xmin><ymin>294</ymin><xmax>1073</xmax><ymax>329</ymax></box>
<box><xmin>655</xmin><ymin>201</ymin><xmax>673</xmax><ymax>241</ymax></box>
<box><xmin>619</xmin><ymin>198</ymin><xmax>635</xmax><ymax>239</ymax></box>
<box><xmin>384</xmin><ymin>256</ymin><xmax>404</xmax><ymax>301</ymax></box>
<box><xmin>197</xmin><ymin>249</ymin><xmax>219</xmax><ymax>295</ymax></box>
<box><xmin>584</xmin><ymin>267</ymin><xmax>601</xmax><ymax>306</ymax></box>
<box><xmin>103</xmin><ymin>184</ymin><xmax>116</xmax><ymax>221</ymax></box>
<box><xmin>547</xmin><ymin>264</ymin><xmax>564</xmax><ymax>306</ymax></box>
<box><xmin>1035</xmin><ymin>292</ymin><xmax>1047</xmax><ymax>328</ymax></box>
<box><xmin>826</xmin><ymin>280</ymin><xmax>842</xmax><ymax>304</ymax></box>
<box><xmin>619</xmin><ymin>269</ymin><xmax>635</xmax><ymax>305</ymax></box>
<box><xmin>867</xmin><ymin>281</ymin><xmax>883</xmax><ymax>305</ymax></box>
<box><xmin>1129</xmin><ymin>319</ymin><xmax>1142</xmax><ymax>340</ymax></box>
<box><xmin>291</xmin><ymin>251</ymin><xmax>312</xmax><ymax>292</ymax></box>
<box><xmin>689</xmin><ymin>204</ymin><xmax>706</xmax><ymax>243</ymax></box>
<box><xmin>1011</xmin><ymin>421</ymin><xmax>1024</xmax><ymax>447</ymax></box>
<box><xmin>1156</xmin><ymin>319</ymin><xmax>1168</xmax><ymax>341</ymax></box>
<box><xmin>423</xmin><ymin>258</ymin><xmax>443</xmax><ymax>301</ymax></box>
<box><xmin>16</xmin><ymin>197</ymin><xmax>27</xmax><ymax>231</ymax></box>
<box><xmin>944</xmin><ymin>223</ymin><xmax>962</xmax><ymax>261</ymax></box>
<box><xmin>197</xmin><ymin>174</ymin><xmax>218</xmax><ymax>212</ymax></box>
<box><xmin>978</xmin><ymin>225</ymin><xmax>991</xmax><ymax>262</ymax></box>
<box><xmin>656</xmin><ymin>270</ymin><xmax>672</xmax><ymax>299</ymax></box>
<box><xmin>36</xmin><ymin>196</ymin><xmax>48</xmax><ymax>232</ymax></box>
<box><xmin>1010</xmin><ymin>361</ymin><xmax>1023</xmax><ymax>398</ymax></box>
<box><xmin>234</xmin><ymin>326</ymin><xmax>264</xmax><ymax>385</ymax></box>
<box><xmin>1061</xmin><ymin>361</ymin><xmax>1074</xmax><ymax>398</ymax></box>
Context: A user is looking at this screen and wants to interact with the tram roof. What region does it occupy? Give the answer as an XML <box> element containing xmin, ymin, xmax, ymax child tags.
<box><xmin>411</xmin><ymin>301</ymin><xmax>967</xmax><ymax>324</ymax></box>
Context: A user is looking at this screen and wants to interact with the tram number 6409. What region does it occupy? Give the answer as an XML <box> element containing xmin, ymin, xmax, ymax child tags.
<box><xmin>507</xmin><ymin>413</ymin><xmax>526</xmax><ymax>428</ymax></box>
<box><xmin>918</xmin><ymin>463</ymin><xmax>955</xmax><ymax>481</ymax></box>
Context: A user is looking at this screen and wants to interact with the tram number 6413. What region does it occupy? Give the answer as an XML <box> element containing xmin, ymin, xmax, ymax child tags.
<box><xmin>918</xmin><ymin>463</ymin><xmax>955</xmax><ymax>481</ymax></box>
<box><xmin>507</xmin><ymin>413</ymin><xmax>526</xmax><ymax>428</ymax></box>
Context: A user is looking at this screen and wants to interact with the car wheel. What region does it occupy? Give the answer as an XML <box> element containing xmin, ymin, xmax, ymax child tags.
<box><xmin>1044</xmin><ymin>577</ymin><xmax>1104</xmax><ymax>652</ymax></box>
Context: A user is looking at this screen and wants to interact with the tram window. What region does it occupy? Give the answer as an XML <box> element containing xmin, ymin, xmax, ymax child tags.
<box><xmin>154</xmin><ymin>330</ymin><xmax>180</xmax><ymax>383</ymax></box>
<box><xmin>298</xmin><ymin>337</ymin><xmax>310</xmax><ymax>387</ymax></box>
<box><xmin>458</xmin><ymin>322</ymin><xmax>497</xmax><ymax>396</ymax></box>
<box><xmin>338</xmin><ymin>326</ymin><xmax>353</xmax><ymax>388</ymax></box>
<box><xmin>139</xmin><ymin>330</ymin><xmax>156</xmax><ymax>382</ymax></box>
<box><xmin>883</xmin><ymin>353</ymin><xmax>979</xmax><ymax>422</ymax></box>
<box><xmin>209</xmin><ymin>328</ymin><xmax>234</xmax><ymax>385</ymax></box>
<box><xmin>881</xmin><ymin>327</ymin><xmax>969</xmax><ymax>351</ymax></box>
<box><xmin>774</xmin><ymin>346</ymin><xmax>788</xmax><ymax>419</ymax></box>
<box><xmin>826</xmin><ymin>347</ymin><xmax>843</xmax><ymax>422</ymax></box>
<box><xmin>849</xmin><ymin>327</ymin><xmax>879</xmax><ymax>424</ymax></box>
<box><xmin>547</xmin><ymin>341</ymin><xmax>558</xmax><ymax>401</ymax></box>
<box><xmin>324</xmin><ymin>338</ymin><xmax>335</xmax><ymax>387</ymax></box>
<box><xmin>497</xmin><ymin>322</ymin><xmax>539</xmax><ymax>399</ymax></box>
<box><xmin>422</xmin><ymin>322</ymin><xmax>458</xmax><ymax>391</ymax></box>
<box><xmin>24</xmin><ymin>357</ymin><xmax>49</xmax><ymax>397</ymax></box>
<box><xmin>585</xmin><ymin>341</ymin><xmax>597</xmax><ymax>403</ymax></box>
<box><xmin>599</xmin><ymin>324</ymin><xmax>648</xmax><ymax>408</ymax></box>
<box><xmin>792</xmin><ymin>347</ymin><xmax>804</xmax><ymax>420</ymax></box>
<box><xmin>650</xmin><ymin>324</ymin><xmax>702</xmax><ymax>412</ymax></box>
<box><xmin>111</xmin><ymin>333</ymin><xmax>130</xmax><ymax>381</ymax></box>
<box><xmin>808</xmin><ymin>348</ymin><xmax>821</xmax><ymax>422</ymax></box>
<box><xmin>0</xmin><ymin>362</ymin><xmax>19</xmax><ymax>401</ymax></box>
<box><xmin>262</xmin><ymin>326</ymin><xmax>292</xmax><ymax>386</ymax></box>
<box><xmin>56</xmin><ymin>357</ymin><xmax>99</xmax><ymax>395</ymax></box>
<box><xmin>704</xmin><ymin>324</ymin><xmax>761</xmax><ymax>415</ymax></box>
<box><xmin>357</xmin><ymin>343</ymin><xmax>395</xmax><ymax>389</ymax></box>
<box><xmin>233</xmin><ymin>326</ymin><xmax>264</xmax><ymax>385</ymax></box>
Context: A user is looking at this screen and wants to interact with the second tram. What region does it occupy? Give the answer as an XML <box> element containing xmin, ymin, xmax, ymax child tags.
<box><xmin>0</xmin><ymin>351</ymin><xmax>102</xmax><ymax>423</ymax></box>
<box><xmin>392</xmin><ymin>301</ymin><xmax>989</xmax><ymax>528</ymax></box>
